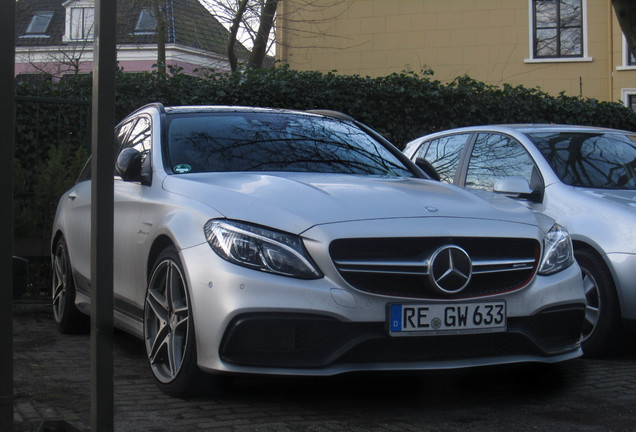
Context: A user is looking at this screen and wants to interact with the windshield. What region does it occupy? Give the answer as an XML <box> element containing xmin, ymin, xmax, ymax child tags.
<box><xmin>165</xmin><ymin>112</ymin><xmax>413</xmax><ymax>177</ymax></box>
<box><xmin>528</xmin><ymin>131</ymin><xmax>636</xmax><ymax>189</ymax></box>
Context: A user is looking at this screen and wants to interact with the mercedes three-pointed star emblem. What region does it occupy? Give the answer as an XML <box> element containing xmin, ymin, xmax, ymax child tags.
<box><xmin>428</xmin><ymin>245</ymin><xmax>473</xmax><ymax>294</ymax></box>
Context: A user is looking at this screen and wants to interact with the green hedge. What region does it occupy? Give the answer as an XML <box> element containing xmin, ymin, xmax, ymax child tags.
<box><xmin>14</xmin><ymin>65</ymin><xmax>636</xmax><ymax>241</ymax></box>
<box><xmin>17</xmin><ymin>65</ymin><xmax>636</xmax><ymax>147</ymax></box>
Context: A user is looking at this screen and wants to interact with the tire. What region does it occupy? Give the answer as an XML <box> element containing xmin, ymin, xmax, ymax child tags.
<box><xmin>576</xmin><ymin>248</ymin><xmax>623</xmax><ymax>357</ymax></box>
<box><xmin>51</xmin><ymin>237</ymin><xmax>87</xmax><ymax>334</ymax></box>
<box><xmin>144</xmin><ymin>246</ymin><xmax>228</xmax><ymax>397</ymax></box>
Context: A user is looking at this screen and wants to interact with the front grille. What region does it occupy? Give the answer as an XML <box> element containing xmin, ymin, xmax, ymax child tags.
<box><xmin>330</xmin><ymin>237</ymin><xmax>540</xmax><ymax>299</ymax></box>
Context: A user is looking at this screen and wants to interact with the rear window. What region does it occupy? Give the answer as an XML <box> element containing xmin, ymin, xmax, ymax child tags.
<box><xmin>528</xmin><ymin>132</ymin><xmax>636</xmax><ymax>189</ymax></box>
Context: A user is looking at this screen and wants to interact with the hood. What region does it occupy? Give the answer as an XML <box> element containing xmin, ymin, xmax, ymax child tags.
<box><xmin>578</xmin><ymin>188</ymin><xmax>636</xmax><ymax>210</ymax></box>
<box><xmin>162</xmin><ymin>172</ymin><xmax>540</xmax><ymax>234</ymax></box>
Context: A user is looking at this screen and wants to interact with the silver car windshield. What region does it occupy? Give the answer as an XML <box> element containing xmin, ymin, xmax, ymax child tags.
<box><xmin>528</xmin><ymin>132</ymin><xmax>636</xmax><ymax>190</ymax></box>
<box><xmin>165</xmin><ymin>112</ymin><xmax>414</xmax><ymax>177</ymax></box>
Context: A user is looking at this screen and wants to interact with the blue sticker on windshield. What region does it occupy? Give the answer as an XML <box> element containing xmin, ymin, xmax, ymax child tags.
<box><xmin>174</xmin><ymin>164</ymin><xmax>192</xmax><ymax>174</ymax></box>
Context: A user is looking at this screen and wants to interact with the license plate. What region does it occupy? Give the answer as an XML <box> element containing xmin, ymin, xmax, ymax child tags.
<box><xmin>389</xmin><ymin>302</ymin><xmax>506</xmax><ymax>335</ymax></box>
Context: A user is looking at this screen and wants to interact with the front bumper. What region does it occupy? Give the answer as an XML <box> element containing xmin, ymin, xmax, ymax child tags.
<box><xmin>220</xmin><ymin>306</ymin><xmax>584</xmax><ymax>368</ymax></box>
<box><xmin>182</xmin><ymin>241</ymin><xmax>585</xmax><ymax>376</ymax></box>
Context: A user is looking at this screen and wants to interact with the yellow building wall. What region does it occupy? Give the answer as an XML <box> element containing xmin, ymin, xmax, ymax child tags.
<box><xmin>277</xmin><ymin>0</ymin><xmax>636</xmax><ymax>104</ymax></box>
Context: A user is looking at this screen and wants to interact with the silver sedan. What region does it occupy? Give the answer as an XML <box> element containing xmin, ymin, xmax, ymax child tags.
<box><xmin>52</xmin><ymin>105</ymin><xmax>585</xmax><ymax>397</ymax></box>
<box><xmin>404</xmin><ymin>124</ymin><xmax>636</xmax><ymax>357</ymax></box>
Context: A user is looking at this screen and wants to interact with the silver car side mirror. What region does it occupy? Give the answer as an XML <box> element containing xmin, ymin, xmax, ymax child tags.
<box><xmin>494</xmin><ymin>176</ymin><xmax>533</xmax><ymax>195</ymax></box>
<box><xmin>494</xmin><ymin>176</ymin><xmax>544</xmax><ymax>203</ymax></box>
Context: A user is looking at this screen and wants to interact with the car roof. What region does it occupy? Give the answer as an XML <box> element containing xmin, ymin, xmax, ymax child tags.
<box><xmin>163</xmin><ymin>105</ymin><xmax>312</xmax><ymax>115</ymax></box>
<box><xmin>435</xmin><ymin>124</ymin><xmax>632</xmax><ymax>135</ymax></box>
<box><xmin>411</xmin><ymin>124</ymin><xmax>635</xmax><ymax>143</ymax></box>
<box><xmin>488</xmin><ymin>124</ymin><xmax>633</xmax><ymax>134</ymax></box>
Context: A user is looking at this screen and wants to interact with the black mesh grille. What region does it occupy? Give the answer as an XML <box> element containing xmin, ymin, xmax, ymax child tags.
<box><xmin>330</xmin><ymin>237</ymin><xmax>540</xmax><ymax>299</ymax></box>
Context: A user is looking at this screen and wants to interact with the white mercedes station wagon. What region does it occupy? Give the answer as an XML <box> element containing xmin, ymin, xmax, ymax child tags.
<box><xmin>51</xmin><ymin>104</ymin><xmax>585</xmax><ymax>397</ymax></box>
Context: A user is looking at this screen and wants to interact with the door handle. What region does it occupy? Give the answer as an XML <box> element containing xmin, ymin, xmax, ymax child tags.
<box><xmin>68</xmin><ymin>191</ymin><xmax>78</xmax><ymax>200</ymax></box>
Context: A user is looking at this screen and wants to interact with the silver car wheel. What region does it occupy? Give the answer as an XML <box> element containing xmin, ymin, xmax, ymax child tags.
<box><xmin>52</xmin><ymin>241</ymin><xmax>69</xmax><ymax>323</ymax></box>
<box><xmin>580</xmin><ymin>267</ymin><xmax>600</xmax><ymax>343</ymax></box>
<box><xmin>144</xmin><ymin>257</ymin><xmax>190</xmax><ymax>384</ymax></box>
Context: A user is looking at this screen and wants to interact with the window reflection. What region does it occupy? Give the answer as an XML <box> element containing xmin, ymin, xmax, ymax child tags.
<box><xmin>466</xmin><ymin>134</ymin><xmax>536</xmax><ymax>191</ymax></box>
<box><xmin>628</xmin><ymin>40</ymin><xmax>636</xmax><ymax>66</ymax></box>
<box><xmin>529</xmin><ymin>132</ymin><xmax>636</xmax><ymax>189</ymax></box>
<box><xmin>127</xmin><ymin>117</ymin><xmax>152</xmax><ymax>154</ymax></box>
<box><xmin>166</xmin><ymin>113</ymin><xmax>413</xmax><ymax>177</ymax></box>
<box><xmin>534</xmin><ymin>0</ymin><xmax>583</xmax><ymax>58</ymax></box>
<box><xmin>418</xmin><ymin>134</ymin><xmax>470</xmax><ymax>183</ymax></box>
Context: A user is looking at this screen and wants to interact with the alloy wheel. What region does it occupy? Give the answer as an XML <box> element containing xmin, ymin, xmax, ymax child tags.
<box><xmin>52</xmin><ymin>241</ymin><xmax>69</xmax><ymax>323</ymax></box>
<box><xmin>144</xmin><ymin>258</ymin><xmax>190</xmax><ymax>384</ymax></box>
<box><xmin>580</xmin><ymin>266</ymin><xmax>601</xmax><ymax>343</ymax></box>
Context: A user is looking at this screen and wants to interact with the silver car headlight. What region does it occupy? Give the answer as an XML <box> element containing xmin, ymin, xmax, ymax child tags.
<box><xmin>204</xmin><ymin>219</ymin><xmax>323</xmax><ymax>279</ymax></box>
<box><xmin>538</xmin><ymin>224</ymin><xmax>575</xmax><ymax>275</ymax></box>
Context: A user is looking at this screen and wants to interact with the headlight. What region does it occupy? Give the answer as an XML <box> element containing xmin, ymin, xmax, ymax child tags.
<box><xmin>538</xmin><ymin>224</ymin><xmax>575</xmax><ymax>275</ymax></box>
<box><xmin>204</xmin><ymin>219</ymin><xmax>323</xmax><ymax>279</ymax></box>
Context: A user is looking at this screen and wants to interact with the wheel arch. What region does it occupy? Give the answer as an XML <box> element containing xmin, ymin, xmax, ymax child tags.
<box><xmin>572</xmin><ymin>240</ymin><xmax>621</xmax><ymax>313</ymax></box>
<box><xmin>146</xmin><ymin>234</ymin><xmax>177</xmax><ymax>280</ymax></box>
<box><xmin>51</xmin><ymin>230</ymin><xmax>64</xmax><ymax>255</ymax></box>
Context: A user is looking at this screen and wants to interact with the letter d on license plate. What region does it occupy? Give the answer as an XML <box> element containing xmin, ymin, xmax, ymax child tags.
<box><xmin>389</xmin><ymin>302</ymin><xmax>506</xmax><ymax>335</ymax></box>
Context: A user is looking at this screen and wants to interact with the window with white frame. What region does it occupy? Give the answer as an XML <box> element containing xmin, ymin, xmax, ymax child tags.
<box><xmin>63</xmin><ymin>1</ymin><xmax>95</xmax><ymax>42</ymax></box>
<box><xmin>627</xmin><ymin>41</ymin><xmax>636</xmax><ymax>67</ymax></box>
<box><xmin>24</xmin><ymin>11</ymin><xmax>54</xmax><ymax>36</ymax></box>
<box><xmin>619</xmin><ymin>35</ymin><xmax>636</xmax><ymax>68</ymax></box>
<box><xmin>629</xmin><ymin>95</ymin><xmax>636</xmax><ymax>111</ymax></box>
<box><xmin>621</xmin><ymin>90</ymin><xmax>636</xmax><ymax>112</ymax></box>
<box><xmin>70</xmin><ymin>7</ymin><xmax>94</xmax><ymax>40</ymax></box>
<box><xmin>532</xmin><ymin>0</ymin><xmax>584</xmax><ymax>58</ymax></box>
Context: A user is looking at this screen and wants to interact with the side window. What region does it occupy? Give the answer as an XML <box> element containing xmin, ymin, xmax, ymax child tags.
<box><xmin>115</xmin><ymin>119</ymin><xmax>135</xmax><ymax>152</ymax></box>
<box><xmin>466</xmin><ymin>134</ymin><xmax>536</xmax><ymax>191</ymax></box>
<box><xmin>115</xmin><ymin>115</ymin><xmax>153</xmax><ymax>182</ymax></box>
<box><xmin>76</xmin><ymin>157</ymin><xmax>91</xmax><ymax>183</ymax></box>
<box><xmin>417</xmin><ymin>134</ymin><xmax>470</xmax><ymax>183</ymax></box>
<box><xmin>123</xmin><ymin>116</ymin><xmax>152</xmax><ymax>154</ymax></box>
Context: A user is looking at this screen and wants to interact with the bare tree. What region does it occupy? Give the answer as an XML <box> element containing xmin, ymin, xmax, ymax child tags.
<box><xmin>226</xmin><ymin>0</ymin><xmax>250</xmax><ymax>71</ymax></box>
<box><xmin>118</xmin><ymin>0</ymin><xmax>168</xmax><ymax>74</ymax></box>
<box><xmin>204</xmin><ymin>0</ymin><xmax>277</xmax><ymax>70</ymax></box>
<box><xmin>202</xmin><ymin>0</ymin><xmax>353</xmax><ymax>71</ymax></box>
<box><xmin>613</xmin><ymin>0</ymin><xmax>636</xmax><ymax>57</ymax></box>
<box><xmin>247</xmin><ymin>0</ymin><xmax>278</xmax><ymax>68</ymax></box>
<box><xmin>20</xmin><ymin>37</ymin><xmax>94</xmax><ymax>78</ymax></box>
<box><xmin>150</xmin><ymin>0</ymin><xmax>168</xmax><ymax>74</ymax></box>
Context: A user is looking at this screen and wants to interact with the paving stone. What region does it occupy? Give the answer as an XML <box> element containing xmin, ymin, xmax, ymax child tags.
<box><xmin>11</xmin><ymin>312</ymin><xmax>636</xmax><ymax>432</ymax></box>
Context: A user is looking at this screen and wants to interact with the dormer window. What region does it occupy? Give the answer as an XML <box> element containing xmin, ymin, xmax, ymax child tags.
<box><xmin>70</xmin><ymin>7</ymin><xmax>94</xmax><ymax>40</ymax></box>
<box><xmin>23</xmin><ymin>11</ymin><xmax>54</xmax><ymax>37</ymax></box>
<box><xmin>135</xmin><ymin>8</ymin><xmax>157</xmax><ymax>34</ymax></box>
<box><xmin>63</xmin><ymin>0</ymin><xmax>94</xmax><ymax>42</ymax></box>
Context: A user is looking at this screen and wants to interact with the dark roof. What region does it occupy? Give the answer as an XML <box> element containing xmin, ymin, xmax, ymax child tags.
<box><xmin>15</xmin><ymin>0</ymin><xmax>250</xmax><ymax>59</ymax></box>
<box><xmin>16</xmin><ymin>0</ymin><xmax>65</xmax><ymax>45</ymax></box>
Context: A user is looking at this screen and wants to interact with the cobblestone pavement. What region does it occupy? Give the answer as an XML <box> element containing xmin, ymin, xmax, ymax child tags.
<box><xmin>12</xmin><ymin>310</ymin><xmax>636</xmax><ymax>432</ymax></box>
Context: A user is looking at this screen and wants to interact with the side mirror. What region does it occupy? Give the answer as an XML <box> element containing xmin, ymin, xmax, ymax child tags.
<box><xmin>494</xmin><ymin>176</ymin><xmax>543</xmax><ymax>203</ymax></box>
<box><xmin>116</xmin><ymin>148</ymin><xmax>143</xmax><ymax>182</ymax></box>
<box><xmin>415</xmin><ymin>157</ymin><xmax>441</xmax><ymax>181</ymax></box>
